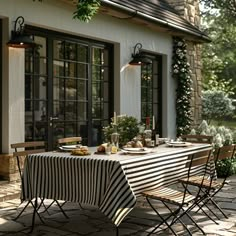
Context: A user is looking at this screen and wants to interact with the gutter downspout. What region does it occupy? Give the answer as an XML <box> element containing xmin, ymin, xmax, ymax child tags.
<box><xmin>101</xmin><ymin>0</ymin><xmax>211</xmax><ymax>42</ymax></box>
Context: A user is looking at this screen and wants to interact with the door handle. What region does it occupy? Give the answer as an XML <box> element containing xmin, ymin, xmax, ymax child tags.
<box><xmin>49</xmin><ymin>117</ymin><xmax>59</xmax><ymax>121</ymax></box>
<box><xmin>49</xmin><ymin>117</ymin><xmax>59</xmax><ymax>126</ymax></box>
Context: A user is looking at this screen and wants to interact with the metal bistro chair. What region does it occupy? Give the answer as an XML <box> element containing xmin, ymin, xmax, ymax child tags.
<box><xmin>141</xmin><ymin>149</ymin><xmax>213</xmax><ymax>236</ymax></box>
<box><xmin>58</xmin><ymin>136</ymin><xmax>82</xmax><ymax>148</ymax></box>
<box><xmin>11</xmin><ymin>141</ymin><xmax>68</xmax><ymax>231</ymax></box>
<box><xmin>180</xmin><ymin>144</ymin><xmax>236</xmax><ymax>223</ymax></box>
<box><xmin>11</xmin><ymin>141</ymin><xmax>46</xmax><ymax>224</ymax></box>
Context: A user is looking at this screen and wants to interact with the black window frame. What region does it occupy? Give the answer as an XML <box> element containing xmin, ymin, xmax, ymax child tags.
<box><xmin>141</xmin><ymin>54</ymin><xmax>162</xmax><ymax>136</ymax></box>
<box><xmin>24</xmin><ymin>26</ymin><xmax>114</xmax><ymax>148</ymax></box>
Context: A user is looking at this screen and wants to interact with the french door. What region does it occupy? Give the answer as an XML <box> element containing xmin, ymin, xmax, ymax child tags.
<box><xmin>141</xmin><ymin>54</ymin><xmax>162</xmax><ymax>135</ymax></box>
<box><xmin>25</xmin><ymin>27</ymin><xmax>113</xmax><ymax>150</ymax></box>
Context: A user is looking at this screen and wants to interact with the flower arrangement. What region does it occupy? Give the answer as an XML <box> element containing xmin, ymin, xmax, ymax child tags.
<box><xmin>172</xmin><ymin>37</ymin><xmax>192</xmax><ymax>136</ymax></box>
<box><xmin>103</xmin><ymin>115</ymin><xmax>143</xmax><ymax>147</ymax></box>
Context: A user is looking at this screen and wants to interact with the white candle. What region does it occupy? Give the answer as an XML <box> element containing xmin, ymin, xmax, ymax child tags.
<box><xmin>114</xmin><ymin>112</ymin><xmax>117</xmax><ymax>125</ymax></box>
<box><xmin>152</xmin><ymin>115</ymin><xmax>155</xmax><ymax>130</ymax></box>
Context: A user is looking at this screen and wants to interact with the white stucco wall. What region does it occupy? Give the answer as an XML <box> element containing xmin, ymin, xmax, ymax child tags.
<box><xmin>0</xmin><ymin>0</ymin><xmax>176</xmax><ymax>152</ymax></box>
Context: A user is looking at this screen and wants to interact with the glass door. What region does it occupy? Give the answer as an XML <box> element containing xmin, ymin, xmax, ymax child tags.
<box><xmin>141</xmin><ymin>55</ymin><xmax>162</xmax><ymax>135</ymax></box>
<box><xmin>25</xmin><ymin>28</ymin><xmax>113</xmax><ymax>150</ymax></box>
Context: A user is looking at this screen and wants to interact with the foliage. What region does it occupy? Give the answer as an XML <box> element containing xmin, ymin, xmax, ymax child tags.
<box><xmin>33</xmin><ymin>0</ymin><xmax>100</xmax><ymax>22</ymax></box>
<box><xmin>202</xmin><ymin>90</ymin><xmax>235</xmax><ymax>124</ymax></box>
<box><xmin>172</xmin><ymin>37</ymin><xmax>192</xmax><ymax>136</ymax></box>
<box><xmin>103</xmin><ymin>115</ymin><xmax>142</xmax><ymax>147</ymax></box>
<box><xmin>201</xmin><ymin>3</ymin><xmax>236</xmax><ymax>98</ymax></box>
<box><xmin>190</xmin><ymin>120</ymin><xmax>236</xmax><ymax>177</ymax></box>
<box><xmin>73</xmin><ymin>0</ymin><xmax>101</xmax><ymax>22</ymax></box>
<box><xmin>201</xmin><ymin>0</ymin><xmax>236</xmax><ymax>23</ymax></box>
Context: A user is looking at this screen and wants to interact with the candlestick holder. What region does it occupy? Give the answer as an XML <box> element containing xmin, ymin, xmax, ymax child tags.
<box><xmin>143</xmin><ymin>128</ymin><xmax>152</xmax><ymax>147</ymax></box>
<box><xmin>111</xmin><ymin>125</ymin><xmax>120</xmax><ymax>148</ymax></box>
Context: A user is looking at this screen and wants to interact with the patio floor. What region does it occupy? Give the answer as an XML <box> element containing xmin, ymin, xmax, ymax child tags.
<box><xmin>0</xmin><ymin>176</ymin><xmax>236</xmax><ymax>236</ymax></box>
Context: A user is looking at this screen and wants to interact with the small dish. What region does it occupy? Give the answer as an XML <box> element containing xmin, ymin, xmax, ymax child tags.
<box><xmin>121</xmin><ymin>148</ymin><xmax>151</xmax><ymax>154</ymax></box>
<box><xmin>166</xmin><ymin>141</ymin><xmax>192</xmax><ymax>147</ymax></box>
<box><xmin>60</xmin><ymin>145</ymin><xmax>80</xmax><ymax>151</ymax></box>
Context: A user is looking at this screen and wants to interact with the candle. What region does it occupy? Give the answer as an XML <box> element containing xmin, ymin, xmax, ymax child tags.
<box><xmin>114</xmin><ymin>112</ymin><xmax>116</xmax><ymax>125</ymax></box>
<box><xmin>146</xmin><ymin>117</ymin><xmax>150</xmax><ymax>126</ymax></box>
<box><xmin>152</xmin><ymin>116</ymin><xmax>155</xmax><ymax>130</ymax></box>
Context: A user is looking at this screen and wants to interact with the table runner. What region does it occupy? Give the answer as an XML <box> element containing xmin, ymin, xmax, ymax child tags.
<box><xmin>22</xmin><ymin>143</ymin><xmax>212</xmax><ymax>226</ymax></box>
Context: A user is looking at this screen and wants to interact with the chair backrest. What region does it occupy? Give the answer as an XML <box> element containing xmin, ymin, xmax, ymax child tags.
<box><xmin>181</xmin><ymin>135</ymin><xmax>213</xmax><ymax>144</ymax></box>
<box><xmin>183</xmin><ymin>148</ymin><xmax>213</xmax><ymax>203</ymax></box>
<box><xmin>11</xmin><ymin>141</ymin><xmax>45</xmax><ymax>178</ymax></box>
<box><xmin>214</xmin><ymin>144</ymin><xmax>236</xmax><ymax>180</ymax></box>
<box><xmin>57</xmin><ymin>137</ymin><xmax>82</xmax><ymax>146</ymax></box>
<box><xmin>214</xmin><ymin>144</ymin><xmax>235</xmax><ymax>161</ymax></box>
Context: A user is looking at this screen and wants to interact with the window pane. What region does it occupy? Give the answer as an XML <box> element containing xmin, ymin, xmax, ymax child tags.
<box><xmin>53</xmin><ymin>78</ymin><xmax>64</xmax><ymax>101</ymax></box>
<box><xmin>54</xmin><ymin>40</ymin><xmax>64</xmax><ymax>60</ymax></box>
<box><xmin>78</xmin><ymin>45</ymin><xmax>88</xmax><ymax>62</ymax></box>
<box><xmin>65</xmin><ymin>102</ymin><xmax>77</xmax><ymax>120</ymax></box>
<box><xmin>64</xmin><ymin>42</ymin><xmax>77</xmax><ymax>60</ymax></box>
<box><xmin>65</xmin><ymin>62</ymin><xmax>77</xmax><ymax>78</ymax></box>
<box><xmin>54</xmin><ymin>60</ymin><xmax>65</xmax><ymax>77</ymax></box>
<box><xmin>78</xmin><ymin>79</ymin><xmax>87</xmax><ymax>100</ymax></box>
<box><xmin>66</xmin><ymin>79</ymin><xmax>76</xmax><ymax>100</ymax></box>
<box><xmin>78</xmin><ymin>102</ymin><xmax>87</xmax><ymax>120</ymax></box>
<box><xmin>34</xmin><ymin>36</ymin><xmax>47</xmax><ymax>57</ymax></box>
<box><xmin>77</xmin><ymin>64</ymin><xmax>88</xmax><ymax>79</ymax></box>
<box><xmin>35</xmin><ymin>77</ymin><xmax>47</xmax><ymax>100</ymax></box>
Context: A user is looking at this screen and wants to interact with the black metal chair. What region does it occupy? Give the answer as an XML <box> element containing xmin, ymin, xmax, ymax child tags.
<box><xmin>141</xmin><ymin>149</ymin><xmax>213</xmax><ymax>236</ymax></box>
<box><xmin>180</xmin><ymin>144</ymin><xmax>236</xmax><ymax>222</ymax></box>
<box><xmin>11</xmin><ymin>141</ymin><xmax>68</xmax><ymax>232</ymax></box>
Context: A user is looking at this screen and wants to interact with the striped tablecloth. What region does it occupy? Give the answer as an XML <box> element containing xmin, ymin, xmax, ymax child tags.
<box><xmin>22</xmin><ymin>143</ymin><xmax>212</xmax><ymax>226</ymax></box>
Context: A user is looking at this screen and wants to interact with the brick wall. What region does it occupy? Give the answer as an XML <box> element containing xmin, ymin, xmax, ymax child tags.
<box><xmin>167</xmin><ymin>0</ymin><xmax>203</xmax><ymax>127</ymax></box>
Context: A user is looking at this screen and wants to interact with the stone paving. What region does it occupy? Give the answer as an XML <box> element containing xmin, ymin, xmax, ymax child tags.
<box><xmin>0</xmin><ymin>176</ymin><xmax>235</xmax><ymax>236</ymax></box>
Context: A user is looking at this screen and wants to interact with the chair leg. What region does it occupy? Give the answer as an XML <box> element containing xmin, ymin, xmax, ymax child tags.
<box><xmin>208</xmin><ymin>197</ymin><xmax>228</xmax><ymax>219</ymax></box>
<box><xmin>163</xmin><ymin>202</ymin><xmax>193</xmax><ymax>236</ymax></box>
<box><xmin>55</xmin><ymin>200</ymin><xmax>69</xmax><ymax>219</ymax></box>
<box><xmin>116</xmin><ymin>226</ymin><xmax>119</xmax><ymax>236</ymax></box>
<box><xmin>13</xmin><ymin>201</ymin><xmax>31</xmax><ymax>221</ymax></box>
<box><xmin>146</xmin><ymin>197</ymin><xmax>178</xmax><ymax>236</ymax></box>
<box><xmin>185</xmin><ymin>210</ymin><xmax>206</xmax><ymax>235</ymax></box>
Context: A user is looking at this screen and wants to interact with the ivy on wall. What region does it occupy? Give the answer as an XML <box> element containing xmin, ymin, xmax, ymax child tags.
<box><xmin>33</xmin><ymin>0</ymin><xmax>101</xmax><ymax>22</ymax></box>
<box><xmin>172</xmin><ymin>37</ymin><xmax>192</xmax><ymax>136</ymax></box>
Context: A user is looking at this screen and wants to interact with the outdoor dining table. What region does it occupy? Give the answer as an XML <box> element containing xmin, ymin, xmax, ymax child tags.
<box><xmin>22</xmin><ymin>143</ymin><xmax>212</xmax><ymax>228</ymax></box>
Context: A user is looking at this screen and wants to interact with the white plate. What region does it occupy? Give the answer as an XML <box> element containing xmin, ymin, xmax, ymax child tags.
<box><xmin>121</xmin><ymin>148</ymin><xmax>151</xmax><ymax>154</ymax></box>
<box><xmin>123</xmin><ymin>147</ymin><xmax>148</xmax><ymax>152</ymax></box>
<box><xmin>166</xmin><ymin>141</ymin><xmax>192</xmax><ymax>147</ymax></box>
<box><xmin>60</xmin><ymin>145</ymin><xmax>80</xmax><ymax>151</ymax></box>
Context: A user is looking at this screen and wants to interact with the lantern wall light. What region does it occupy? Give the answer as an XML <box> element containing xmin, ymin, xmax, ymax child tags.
<box><xmin>7</xmin><ymin>16</ymin><xmax>37</xmax><ymax>48</ymax></box>
<box><xmin>129</xmin><ymin>43</ymin><xmax>152</xmax><ymax>65</ymax></box>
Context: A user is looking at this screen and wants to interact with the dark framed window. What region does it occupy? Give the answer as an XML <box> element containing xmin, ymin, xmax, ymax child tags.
<box><xmin>141</xmin><ymin>55</ymin><xmax>162</xmax><ymax>135</ymax></box>
<box><xmin>24</xmin><ymin>26</ymin><xmax>114</xmax><ymax>149</ymax></box>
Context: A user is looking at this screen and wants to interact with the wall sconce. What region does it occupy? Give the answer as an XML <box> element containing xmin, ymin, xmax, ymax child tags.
<box><xmin>129</xmin><ymin>43</ymin><xmax>152</xmax><ymax>65</ymax></box>
<box><xmin>7</xmin><ymin>16</ymin><xmax>37</xmax><ymax>48</ymax></box>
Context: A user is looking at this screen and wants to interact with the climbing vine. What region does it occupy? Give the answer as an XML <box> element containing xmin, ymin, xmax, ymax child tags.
<box><xmin>33</xmin><ymin>0</ymin><xmax>101</xmax><ymax>22</ymax></box>
<box><xmin>172</xmin><ymin>37</ymin><xmax>192</xmax><ymax>136</ymax></box>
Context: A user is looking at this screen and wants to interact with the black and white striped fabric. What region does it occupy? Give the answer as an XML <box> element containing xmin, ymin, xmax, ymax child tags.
<box><xmin>22</xmin><ymin>143</ymin><xmax>212</xmax><ymax>226</ymax></box>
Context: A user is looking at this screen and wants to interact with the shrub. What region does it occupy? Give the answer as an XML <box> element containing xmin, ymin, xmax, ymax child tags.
<box><xmin>103</xmin><ymin>115</ymin><xmax>143</xmax><ymax>147</ymax></box>
<box><xmin>202</xmin><ymin>90</ymin><xmax>235</xmax><ymax>124</ymax></box>
<box><xmin>190</xmin><ymin>120</ymin><xmax>236</xmax><ymax>177</ymax></box>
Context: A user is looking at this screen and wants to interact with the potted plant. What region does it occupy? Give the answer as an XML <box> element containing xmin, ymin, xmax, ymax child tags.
<box><xmin>103</xmin><ymin>115</ymin><xmax>144</xmax><ymax>147</ymax></box>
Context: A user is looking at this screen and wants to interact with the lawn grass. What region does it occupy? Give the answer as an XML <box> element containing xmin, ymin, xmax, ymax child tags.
<box><xmin>211</xmin><ymin>119</ymin><xmax>236</xmax><ymax>131</ymax></box>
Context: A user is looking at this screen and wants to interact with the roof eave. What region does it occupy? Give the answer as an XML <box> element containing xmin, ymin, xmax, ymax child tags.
<box><xmin>101</xmin><ymin>0</ymin><xmax>211</xmax><ymax>43</ymax></box>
